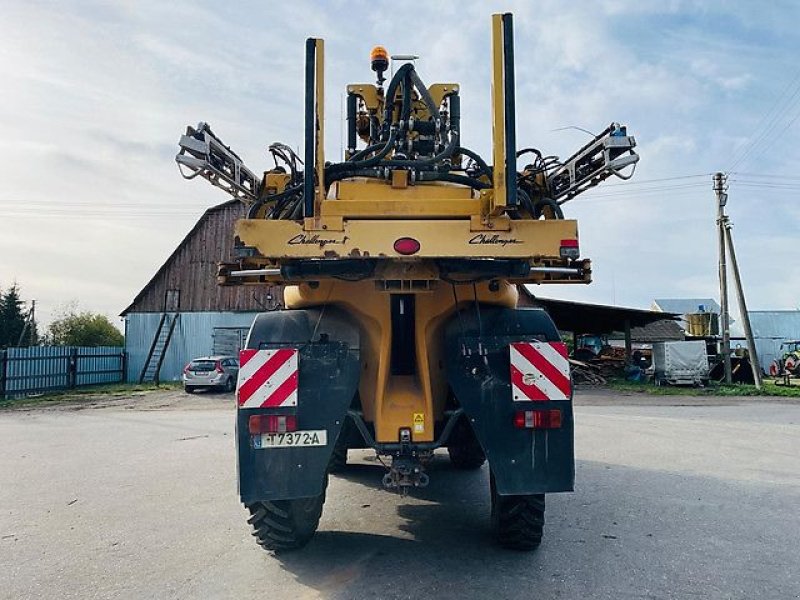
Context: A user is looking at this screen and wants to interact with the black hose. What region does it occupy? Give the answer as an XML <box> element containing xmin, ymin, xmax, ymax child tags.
<box><xmin>401</xmin><ymin>71</ymin><xmax>412</xmax><ymax>123</ymax></box>
<box><xmin>328</xmin><ymin>129</ymin><xmax>398</xmax><ymax>172</ymax></box>
<box><xmin>408</xmin><ymin>69</ymin><xmax>440</xmax><ymax>121</ymax></box>
<box><xmin>248</xmin><ymin>184</ymin><xmax>304</xmax><ymax>219</ymax></box>
<box><xmin>381</xmin><ymin>63</ymin><xmax>414</xmax><ymax>140</ymax></box>
<box><xmin>458</xmin><ymin>146</ymin><xmax>492</xmax><ymax>181</ymax></box>
<box><xmin>533</xmin><ymin>196</ymin><xmax>564</xmax><ymax>219</ymax></box>
<box><xmin>416</xmin><ymin>172</ymin><xmax>491</xmax><ymax>190</ymax></box>
<box><xmin>377</xmin><ymin>132</ymin><xmax>458</xmax><ymax>168</ymax></box>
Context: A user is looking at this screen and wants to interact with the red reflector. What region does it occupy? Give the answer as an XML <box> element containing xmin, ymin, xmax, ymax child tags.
<box><xmin>560</xmin><ymin>239</ymin><xmax>578</xmax><ymax>247</ymax></box>
<box><xmin>513</xmin><ymin>409</ymin><xmax>562</xmax><ymax>430</ymax></box>
<box><xmin>393</xmin><ymin>237</ymin><xmax>421</xmax><ymax>255</ymax></box>
<box><xmin>248</xmin><ymin>414</ymin><xmax>297</xmax><ymax>435</ymax></box>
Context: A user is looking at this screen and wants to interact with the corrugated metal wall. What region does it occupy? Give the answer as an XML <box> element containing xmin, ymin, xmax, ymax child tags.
<box><xmin>1</xmin><ymin>346</ymin><xmax>124</xmax><ymax>398</ymax></box>
<box><xmin>125</xmin><ymin>312</ymin><xmax>260</xmax><ymax>382</ymax></box>
<box><xmin>749</xmin><ymin>311</ymin><xmax>800</xmax><ymax>369</ymax></box>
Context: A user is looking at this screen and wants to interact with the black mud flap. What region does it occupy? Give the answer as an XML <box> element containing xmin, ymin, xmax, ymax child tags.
<box><xmin>236</xmin><ymin>309</ymin><xmax>360</xmax><ymax>504</ymax></box>
<box><xmin>445</xmin><ymin>306</ymin><xmax>574</xmax><ymax>495</ymax></box>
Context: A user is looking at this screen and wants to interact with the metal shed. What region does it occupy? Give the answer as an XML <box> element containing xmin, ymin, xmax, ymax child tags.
<box><xmin>748</xmin><ymin>310</ymin><xmax>800</xmax><ymax>369</ymax></box>
<box><xmin>121</xmin><ymin>200</ymin><xmax>281</xmax><ymax>382</ymax></box>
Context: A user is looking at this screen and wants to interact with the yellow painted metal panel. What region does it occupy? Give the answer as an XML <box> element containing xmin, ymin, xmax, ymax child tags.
<box><xmin>235</xmin><ymin>217</ymin><xmax>579</xmax><ymax>259</ymax></box>
<box><xmin>491</xmin><ymin>13</ymin><xmax>506</xmax><ymax>209</ymax></box>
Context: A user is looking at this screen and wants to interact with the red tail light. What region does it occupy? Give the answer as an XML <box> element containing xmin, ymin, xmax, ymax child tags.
<box><xmin>394</xmin><ymin>237</ymin><xmax>421</xmax><ymax>255</ymax></box>
<box><xmin>560</xmin><ymin>239</ymin><xmax>579</xmax><ymax>259</ymax></box>
<box><xmin>215</xmin><ymin>360</ymin><xmax>224</xmax><ymax>374</ymax></box>
<box><xmin>183</xmin><ymin>363</ymin><xmax>191</xmax><ymax>375</ymax></box>
<box><xmin>513</xmin><ymin>409</ymin><xmax>562</xmax><ymax>429</ymax></box>
<box><xmin>249</xmin><ymin>414</ymin><xmax>298</xmax><ymax>435</ymax></box>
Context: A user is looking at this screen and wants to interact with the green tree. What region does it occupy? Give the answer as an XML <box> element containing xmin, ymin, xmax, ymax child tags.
<box><xmin>48</xmin><ymin>309</ymin><xmax>124</xmax><ymax>347</ymax></box>
<box><xmin>0</xmin><ymin>284</ymin><xmax>37</xmax><ymax>348</ymax></box>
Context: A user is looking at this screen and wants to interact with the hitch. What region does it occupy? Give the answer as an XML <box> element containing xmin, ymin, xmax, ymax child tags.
<box><xmin>382</xmin><ymin>456</ymin><xmax>430</xmax><ymax>494</ymax></box>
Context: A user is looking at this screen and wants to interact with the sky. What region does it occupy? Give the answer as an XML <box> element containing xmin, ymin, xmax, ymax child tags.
<box><xmin>1</xmin><ymin>0</ymin><xmax>799</xmax><ymax>329</ymax></box>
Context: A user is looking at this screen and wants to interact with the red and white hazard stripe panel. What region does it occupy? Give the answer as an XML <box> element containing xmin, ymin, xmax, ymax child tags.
<box><xmin>509</xmin><ymin>341</ymin><xmax>571</xmax><ymax>401</ymax></box>
<box><xmin>237</xmin><ymin>349</ymin><xmax>299</xmax><ymax>409</ymax></box>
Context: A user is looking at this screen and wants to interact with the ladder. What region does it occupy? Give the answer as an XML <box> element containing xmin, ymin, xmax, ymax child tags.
<box><xmin>139</xmin><ymin>313</ymin><xmax>180</xmax><ymax>384</ymax></box>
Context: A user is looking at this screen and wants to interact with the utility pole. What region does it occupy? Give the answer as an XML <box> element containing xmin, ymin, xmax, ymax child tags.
<box><xmin>714</xmin><ymin>173</ymin><xmax>732</xmax><ymax>384</ymax></box>
<box><xmin>723</xmin><ymin>216</ymin><xmax>763</xmax><ymax>389</ymax></box>
<box><xmin>17</xmin><ymin>299</ymin><xmax>36</xmax><ymax>347</ymax></box>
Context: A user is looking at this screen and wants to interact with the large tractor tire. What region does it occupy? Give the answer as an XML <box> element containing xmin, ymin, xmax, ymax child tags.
<box><xmin>447</xmin><ymin>418</ymin><xmax>486</xmax><ymax>470</ymax></box>
<box><xmin>246</xmin><ymin>478</ymin><xmax>327</xmax><ymax>552</ymax></box>
<box><xmin>490</xmin><ymin>473</ymin><xmax>545</xmax><ymax>551</ymax></box>
<box><xmin>327</xmin><ymin>441</ymin><xmax>348</xmax><ymax>474</ymax></box>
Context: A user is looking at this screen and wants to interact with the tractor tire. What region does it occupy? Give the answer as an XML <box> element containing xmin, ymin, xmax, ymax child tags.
<box><xmin>447</xmin><ymin>418</ymin><xmax>487</xmax><ymax>470</ymax></box>
<box><xmin>490</xmin><ymin>473</ymin><xmax>545</xmax><ymax>551</ymax></box>
<box><xmin>769</xmin><ymin>362</ymin><xmax>780</xmax><ymax>377</ymax></box>
<box><xmin>246</xmin><ymin>480</ymin><xmax>327</xmax><ymax>552</ymax></box>
<box><xmin>327</xmin><ymin>441</ymin><xmax>348</xmax><ymax>473</ymax></box>
<box><xmin>447</xmin><ymin>428</ymin><xmax>486</xmax><ymax>471</ymax></box>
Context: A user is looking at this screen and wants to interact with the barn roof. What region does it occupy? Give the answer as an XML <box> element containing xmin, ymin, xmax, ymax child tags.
<box><xmin>121</xmin><ymin>200</ymin><xmax>244</xmax><ymax>316</ymax></box>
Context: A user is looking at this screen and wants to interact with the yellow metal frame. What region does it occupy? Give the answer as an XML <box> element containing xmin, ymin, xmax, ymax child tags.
<box><xmin>284</xmin><ymin>279</ymin><xmax>518</xmax><ymax>442</ymax></box>
<box><xmin>491</xmin><ymin>13</ymin><xmax>506</xmax><ymax>212</ymax></box>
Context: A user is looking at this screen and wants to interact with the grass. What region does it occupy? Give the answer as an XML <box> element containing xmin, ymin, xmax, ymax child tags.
<box><xmin>0</xmin><ymin>381</ymin><xmax>182</xmax><ymax>409</ymax></box>
<box><xmin>607</xmin><ymin>377</ymin><xmax>800</xmax><ymax>398</ymax></box>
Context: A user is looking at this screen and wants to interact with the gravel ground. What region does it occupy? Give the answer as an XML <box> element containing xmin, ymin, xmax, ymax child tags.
<box><xmin>1</xmin><ymin>388</ymin><xmax>798</xmax><ymax>599</ymax></box>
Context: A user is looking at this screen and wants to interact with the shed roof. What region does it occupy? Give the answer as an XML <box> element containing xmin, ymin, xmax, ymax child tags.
<box><xmin>519</xmin><ymin>288</ymin><xmax>681</xmax><ymax>336</ymax></box>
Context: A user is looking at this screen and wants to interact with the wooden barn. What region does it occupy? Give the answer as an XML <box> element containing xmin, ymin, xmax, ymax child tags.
<box><xmin>121</xmin><ymin>200</ymin><xmax>281</xmax><ymax>382</ymax></box>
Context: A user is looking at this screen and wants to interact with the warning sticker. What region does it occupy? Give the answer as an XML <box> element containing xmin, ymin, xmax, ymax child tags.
<box><xmin>413</xmin><ymin>412</ymin><xmax>425</xmax><ymax>434</ymax></box>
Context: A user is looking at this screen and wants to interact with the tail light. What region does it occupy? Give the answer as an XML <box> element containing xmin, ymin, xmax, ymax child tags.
<box><xmin>183</xmin><ymin>363</ymin><xmax>191</xmax><ymax>375</ymax></box>
<box><xmin>394</xmin><ymin>237</ymin><xmax>421</xmax><ymax>255</ymax></box>
<box><xmin>215</xmin><ymin>360</ymin><xmax>224</xmax><ymax>374</ymax></box>
<box><xmin>249</xmin><ymin>414</ymin><xmax>298</xmax><ymax>435</ymax></box>
<box><xmin>560</xmin><ymin>239</ymin><xmax>579</xmax><ymax>259</ymax></box>
<box><xmin>513</xmin><ymin>409</ymin><xmax>562</xmax><ymax>429</ymax></box>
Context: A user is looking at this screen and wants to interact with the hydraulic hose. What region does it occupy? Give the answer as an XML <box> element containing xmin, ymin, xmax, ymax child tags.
<box><xmin>458</xmin><ymin>146</ymin><xmax>492</xmax><ymax>181</ymax></box>
<box><xmin>381</xmin><ymin>63</ymin><xmax>414</xmax><ymax>140</ymax></box>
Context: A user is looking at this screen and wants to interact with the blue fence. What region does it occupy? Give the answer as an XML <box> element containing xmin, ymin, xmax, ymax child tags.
<box><xmin>0</xmin><ymin>346</ymin><xmax>126</xmax><ymax>399</ymax></box>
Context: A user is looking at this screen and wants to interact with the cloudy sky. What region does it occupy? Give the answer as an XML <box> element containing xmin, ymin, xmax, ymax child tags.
<box><xmin>2</xmin><ymin>0</ymin><xmax>799</xmax><ymax>327</ymax></box>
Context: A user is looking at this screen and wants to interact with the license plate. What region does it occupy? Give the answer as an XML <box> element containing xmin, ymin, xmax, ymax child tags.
<box><xmin>194</xmin><ymin>371</ymin><xmax>209</xmax><ymax>375</ymax></box>
<box><xmin>254</xmin><ymin>430</ymin><xmax>327</xmax><ymax>449</ymax></box>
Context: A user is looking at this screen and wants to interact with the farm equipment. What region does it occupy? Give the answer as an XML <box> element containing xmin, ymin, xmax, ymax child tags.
<box><xmin>176</xmin><ymin>13</ymin><xmax>638</xmax><ymax>551</ymax></box>
<box><xmin>769</xmin><ymin>340</ymin><xmax>800</xmax><ymax>377</ymax></box>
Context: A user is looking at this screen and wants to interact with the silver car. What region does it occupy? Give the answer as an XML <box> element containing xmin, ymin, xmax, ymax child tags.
<box><xmin>182</xmin><ymin>355</ymin><xmax>239</xmax><ymax>393</ymax></box>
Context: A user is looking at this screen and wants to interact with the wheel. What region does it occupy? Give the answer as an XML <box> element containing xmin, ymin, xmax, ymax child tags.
<box><xmin>246</xmin><ymin>478</ymin><xmax>327</xmax><ymax>552</ymax></box>
<box><xmin>490</xmin><ymin>472</ymin><xmax>545</xmax><ymax>551</ymax></box>
<box><xmin>327</xmin><ymin>440</ymin><xmax>348</xmax><ymax>473</ymax></box>
<box><xmin>447</xmin><ymin>419</ymin><xmax>486</xmax><ymax>470</ymax></box>
<box><xmin>184</xmin><ymin>386</ymin><xmax>196</xmax><ymax>394</ymax></box>
<box><xmin>224</xmin><ymin>377</ymin><xmax>235</xmax><ymax>393</ymax></box>
<box><xmin>769</xmin><ymin>362</ymin><xmax>779</xmax><ymax>377</ymax></box>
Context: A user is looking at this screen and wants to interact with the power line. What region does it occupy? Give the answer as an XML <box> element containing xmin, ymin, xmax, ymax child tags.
<box><xmin>727</xmin><ymin>69</ymin><xmax>800</xmax><ymax>172</ymax></box>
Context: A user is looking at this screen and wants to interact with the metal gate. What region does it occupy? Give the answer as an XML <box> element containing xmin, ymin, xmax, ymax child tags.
<box><xmin>212</xmin><ymin>327</ymin><xmax>248</xmax><ymax>356</ymax></box>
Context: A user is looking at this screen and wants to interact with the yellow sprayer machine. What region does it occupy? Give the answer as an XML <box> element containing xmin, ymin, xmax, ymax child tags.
<box><xmin>176</xmin><ymin>13</ymin><xmax>638</xmax><ymax>551</ymax></box>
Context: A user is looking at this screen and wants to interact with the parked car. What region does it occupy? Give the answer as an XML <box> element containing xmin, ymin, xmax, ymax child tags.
<box><xmin>182</xmin><ymin>356</ymin><xmax>239</xmax><ymax>393</ymax></box>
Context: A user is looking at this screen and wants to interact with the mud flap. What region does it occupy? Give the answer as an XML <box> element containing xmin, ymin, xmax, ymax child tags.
<box><xmin>445</xmin><ymin>306</ymin><xmax>574</xmax><ymax>495</ymax></box>
<box><xmin>236</xmin><ymin>309</ymin><xmax>360</xmax><ymax>504</ymax></box>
